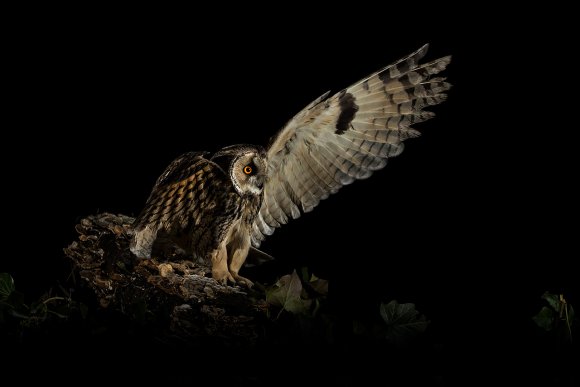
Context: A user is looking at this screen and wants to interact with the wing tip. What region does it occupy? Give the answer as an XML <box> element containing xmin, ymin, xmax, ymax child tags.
<box><xmin>432</xmin><ymin>55</ymin><xmax>452</xmax><ymax>71</ymax></box>
<box><xmin>417</xmin><ymin>43</ymin><xmax>430</xmax><ymax>56</ymax></box>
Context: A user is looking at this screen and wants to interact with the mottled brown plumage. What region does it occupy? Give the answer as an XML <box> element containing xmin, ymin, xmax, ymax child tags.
<box><xmin>131</xmin><ymin>147</ymin><xmax>266</xmax><ymax>286</ymax></box>
<box><xmin>131</xmin><ymin>44</ymin><xmax>451</xmax><ymax>287</ymax></box>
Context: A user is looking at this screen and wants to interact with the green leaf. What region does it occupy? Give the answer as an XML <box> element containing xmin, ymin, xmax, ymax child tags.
<box><xmin>532</xmin><ymin>306</ymin><xmax>554</xmax><ymax>331</ymax></box>
<box><xmin>380</xmin><ymin>301</ymin><xmax>416</xmax><ymax>323</ymax></box>
<box><xmin>0</xmin><ymin>273</ymin><xmax>15</xmax><ymax>301</ymax></box>
<box><xmin>379</xmin><ymin>300</ymin><xmax>429</xmax><ymax>342</ymax></box>
<box><xmin>541</xmin><ymin>292</ymin><xmax>560</xmax><ymax>311</ymax></box>
<box><xmin>266</xmin><ymin>270</ymin><xmax>311</xmax><ymax>315</ymax></box>
<box><xmin>309</xmin><ymin>277</ymin><xmax>329</xmax><ymax>296</ymax></box>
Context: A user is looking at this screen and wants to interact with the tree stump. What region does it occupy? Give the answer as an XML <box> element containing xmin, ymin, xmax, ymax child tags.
<box><xmin>63</xmin><ymin>212</ymin><xmax>267</xmax><ymax>346</ymax></box>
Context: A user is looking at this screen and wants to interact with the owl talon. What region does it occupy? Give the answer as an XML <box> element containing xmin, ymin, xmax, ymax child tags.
<box><xmin>231</xmin><ymin>273</ymin><xmax>254</xmax><ymax>288</ymax></box>
<box><xmin>213</xmin><ymin>271</ymin><xmax>234</xmax><ymax>286</ymax></box>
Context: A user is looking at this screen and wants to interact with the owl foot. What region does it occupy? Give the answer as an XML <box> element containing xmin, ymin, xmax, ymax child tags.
<box><xmin>231</xmin><ymin>273</ymin><xmax>254</xmax><ymax>288</ymax></box>
<box><xmin>212</xmin><ymin>270</ymin><xmax>235</xmax><ymax>286</ymax></box>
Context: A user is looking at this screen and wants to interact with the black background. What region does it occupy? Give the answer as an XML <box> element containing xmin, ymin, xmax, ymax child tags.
<box><xmin>4</xmin><ymin>5</ymin><xmax>578</xmax><ymax>385</ymax></box>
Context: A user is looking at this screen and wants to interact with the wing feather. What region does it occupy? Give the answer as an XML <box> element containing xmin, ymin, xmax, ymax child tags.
<box><xmin>252</xmin><ymin>44</ymin><xmax>451</xmax><ymax>246</ymax></box>
<box><xmin>309</xmin><ymin>143</ymin><xmax>355</xmax><ymax>185</ymax></box>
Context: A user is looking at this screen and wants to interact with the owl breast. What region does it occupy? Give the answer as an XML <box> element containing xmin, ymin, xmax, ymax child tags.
<box><xmin>186</xmin><ymin>188</ymin><xmax>262</xmax><ymax>259</ymax></box>
<box><xmin>239</xmin><ymin>193</ymin><xmax>263</xmax><ymax>226</ymax></box>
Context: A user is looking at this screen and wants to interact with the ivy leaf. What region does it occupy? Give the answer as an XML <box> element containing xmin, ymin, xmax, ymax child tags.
<box><xmin>379</xmin><ymin>300</ymin><xmax>429</xmax><ymax>342</ymax></box>
<box><xmin>0</xmin><ymin>273</ymin><xmax>15</xmax><ymax>301</ymax></box>
<box><xmin>266</xmin><ymin>270</ymin><xmax>311</xmax><ymax>315</ymax></box>
<box><xmin>309</xmin><ymin>276</ymin><xmax>329</xmax><ymax>296</ymax></box>
<box><xmin>541</xmin><ymin>292</ymin><xmax>560</xmax><ymax>312</ymax></box>
<box><xmin>532</xmin><ymin>306</ymin><xmax>554</xmax><ymax>331</ymax></box>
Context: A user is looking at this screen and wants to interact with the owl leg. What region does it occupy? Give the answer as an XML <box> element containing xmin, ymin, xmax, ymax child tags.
<box><xmin>228</xmin><ymin>246</ymin><xmax>253</xmax><ymax>288</ymax></box>
<box><xmin>211</xmin><ymin>245</ymin><xmax>234</xmax><ymax>286</ymax></box>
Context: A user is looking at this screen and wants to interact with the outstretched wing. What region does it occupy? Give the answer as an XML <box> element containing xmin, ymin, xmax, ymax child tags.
<box><xmin>130</xmin><ymin>151</ymin><xmax>227</xmax><ymax>258</ymax></box>
<box><xmin>251</xmin><ymin>44</ymin><xmax>451</xmax><ymax>246</ymax></box>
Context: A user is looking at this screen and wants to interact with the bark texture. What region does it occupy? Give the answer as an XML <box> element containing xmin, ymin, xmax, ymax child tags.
<box><xmin>63</xmin><ymin>212</ymin><xmax>267</xmax><ymax>345</ymax></box>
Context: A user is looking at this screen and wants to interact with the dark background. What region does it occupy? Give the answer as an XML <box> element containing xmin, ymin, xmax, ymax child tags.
<box><xmin>4</xmin><ymin>6</ymin><xmax>578</xmax><ymax>385</ymax></box>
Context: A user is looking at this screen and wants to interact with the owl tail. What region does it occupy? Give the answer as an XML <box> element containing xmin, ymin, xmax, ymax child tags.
<box><xmin>130</xmin><ymin>224</ymin><xmax>159</xmax><ymax>259</ymax></box>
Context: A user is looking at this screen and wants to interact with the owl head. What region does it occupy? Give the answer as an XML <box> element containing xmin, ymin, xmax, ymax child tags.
<box><xmin>211</xmin><ymin>144</ymin><xmax>268</xmax><ymax>196</ymax></box>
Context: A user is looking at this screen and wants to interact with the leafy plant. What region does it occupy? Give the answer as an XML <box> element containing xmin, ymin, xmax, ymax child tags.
<box><xmin>0</xmin><ymin>272</ymin><xmax>15</xmax><ymax>299</ymax></box>
<box><xmin>0</xmin><ymin>272</ymin><xmax>86</xmax><ymax>329</ymax></box>
<box><xmin>265</xmin><ymin>269</ymin><xmax>328</xmax><ymax>319</ymax></box>
<box><xmin>353</xmin><ymin>300</ymin><xmax>429</xmax><ymax>343</ymax></box>
<box><xmin>264</xmin><ymin>269</ymin><xmax>429</xmax><ymax>345</ymax></box>
<box><xmin>380</xmin><ymin>300</ymin><xmax>429</xmax><ymax>342</ymax></box>
<box><xmin>533</xmin><ymin>291</ymin><xmax>574</xmax><ymax>342</ymax></box>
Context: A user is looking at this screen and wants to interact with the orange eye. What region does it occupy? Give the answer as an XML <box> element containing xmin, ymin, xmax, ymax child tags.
<box><xmin>243</xmin><ymin>165</ymin><xmax>253</xmax><ymax>175</ymax></box>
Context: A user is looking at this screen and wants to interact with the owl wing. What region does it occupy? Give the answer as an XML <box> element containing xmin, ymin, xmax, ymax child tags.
<box><xmin>251</xmin><ymin>44</ymin><xmax>451</xmax><ymax>246</ymax></box>
<box><xmin>130</xmin><ymin>151</ymin><xmax>229</xmax><ymax>258</ymax></box>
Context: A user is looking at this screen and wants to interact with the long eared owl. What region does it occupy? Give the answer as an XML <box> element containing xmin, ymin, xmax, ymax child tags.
<box><xmin>131</xmin><ymin>44</ymin><xmax>451</xmax><ymax>287</ymax></box>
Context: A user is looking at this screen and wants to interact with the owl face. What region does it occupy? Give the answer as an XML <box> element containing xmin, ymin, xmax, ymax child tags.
<box><xmin>230</xmin><ymin>152</ymin><xmax>267</xmax><ymax>195</ymax></box>
<box><xmin>211</xmin><ymin>144</ymin><xmax>267</xmax><ymax>196</ymax></box>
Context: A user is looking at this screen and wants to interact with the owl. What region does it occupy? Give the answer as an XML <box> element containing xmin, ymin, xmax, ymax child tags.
<box><xmin>130</xmin><ymin>44</ymin><xmax>451</xmax><ymax>287</ymax></box>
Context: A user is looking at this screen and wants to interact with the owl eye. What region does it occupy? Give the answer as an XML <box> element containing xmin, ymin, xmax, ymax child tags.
<box><xmin>243</xmin><ymin>165</ymin><xmax>253</xmax><ymax>175</ymax></box>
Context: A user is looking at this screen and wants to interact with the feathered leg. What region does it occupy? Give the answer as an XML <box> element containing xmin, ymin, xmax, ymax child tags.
<box><xmin>211</xmin><ymin>244</ymin><xmax>233</xmax><ymax>285</ymax></box>
<box><xmin>228</xmin><ymin>235</ymin><xmax>253</xmax><ymax>288</ymax></box>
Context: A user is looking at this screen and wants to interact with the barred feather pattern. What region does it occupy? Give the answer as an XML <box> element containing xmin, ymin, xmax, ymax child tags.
<box><xmin>130</xmin><ymin>152</ymin><xmax>247</xmax><ymax>259</ymax></box>
<box><xmin>251</xmin><ymin>44</ymin><xmax>451</xmax><ymax>246</ymax></box>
